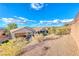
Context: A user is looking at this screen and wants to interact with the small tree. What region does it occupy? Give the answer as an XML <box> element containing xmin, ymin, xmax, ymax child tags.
<box><xmin>6</xmin><ymin>23</ymin><xmax>17</xmax><ymax>31</ymax></box>
<box><xmin>5</xmin><ymin>23</ymin><xmax>17</xmax><ymax>35</ymax></box>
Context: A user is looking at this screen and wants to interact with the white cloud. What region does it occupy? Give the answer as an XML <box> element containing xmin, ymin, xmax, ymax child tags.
<box><xmin>31</xmin><ymin>3</ymin><xmax>44</xmax><ymax>10</ymax></box>
<box><xmin>0</xmin><ymin>18</ymin><xmax>26</xmax><ymax>24</ymax></box>
<box><xmin>0</xmin><ymin>17</ymin><xmax>74</xmax><ymax>27</ymax></box>
<box><xmin>39</xmin><ymin>19</ymin><xmax>74</xmax><ymax>24</ymax></box>
<box><xmin>14</xmin><ymin>16</ymin><xmax>36</xmax><ymax>22</ymax></box>
<box><xmin>33</xmin><ymin>19</ymin><xmax>73</xmax><ymax>27</ymax></box>
<box><xmin>61</xmin><ymin>19</ymin><xmax>73</xmax><ymax>23</ymax></box>
<box><xmin>0</xmin><ymin>17</ymin><xmax>36</xmax><ymax>24</ymax></box>
<box><xmin>14</xmin><ymin>16</ymin><xmax>26</xmax><ymax>20</ymax></box>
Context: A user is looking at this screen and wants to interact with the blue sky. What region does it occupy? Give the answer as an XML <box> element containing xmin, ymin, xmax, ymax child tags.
<box><xmin>0</xmin><ymin>3</ymin><xmax>79</xmax><ymax>27</ymax></box>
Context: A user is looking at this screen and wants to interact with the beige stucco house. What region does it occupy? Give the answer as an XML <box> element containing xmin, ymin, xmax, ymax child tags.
<box><xmin>10</xmin><ymin>27</ymin><xmax>35</xmax><ymax>39</ymax></box>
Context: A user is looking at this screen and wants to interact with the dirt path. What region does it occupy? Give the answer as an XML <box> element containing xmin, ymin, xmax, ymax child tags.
<box><xmin>20</xmin><ymin>35</ymin><xmax>79</xmax><ymax>56</ymax></box>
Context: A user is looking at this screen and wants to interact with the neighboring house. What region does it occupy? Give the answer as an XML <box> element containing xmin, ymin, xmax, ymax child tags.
<box><xmin>33</xmin><ymin>27</ymin><xmax>48</xmax><ymax>36</ymax></box>
<box><xmin>0</xmin><ymin>29</ymin><xmax>11</xmax><ymax>43</ymax></box>
<box><xmin>0</xmin><ymin>29</ymin><xmax>5</xmax><ymax>38</ymax></box>
<box><xmin>10</xmin><ymin>27</ymin><xmax>36</xmax><ymax>40</ymax></box>
<box><xmin>0</xmin><ymin>27</ymin><xmax>48</xmax><ymax>43</ymax></box>
<box><xmin>33</xmin><ymin>27</ymin><xmax>42</xmax><ymax>33</ymax></box>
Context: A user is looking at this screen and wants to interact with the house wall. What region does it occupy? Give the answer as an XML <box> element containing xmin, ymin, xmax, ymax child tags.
<box><xmin>11</xmin><ymin>28</ymin><xmax>34</xmax><ymax>39</ymax></box>
<box><xmin>71</xmin><ymin>23</ymin><xmax>79</xmax><ymax>49</ymax></box>
<box><xmin>0</xmin><ymin>30</ymin><xmax>6</xmax><ymax>38</ymax></box>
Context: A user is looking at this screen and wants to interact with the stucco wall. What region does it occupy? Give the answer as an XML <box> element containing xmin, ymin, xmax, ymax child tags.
<box><xmin>71</xmin><ymin>23</ymin><xmax>79</xmax><ymax>49</ymax></box>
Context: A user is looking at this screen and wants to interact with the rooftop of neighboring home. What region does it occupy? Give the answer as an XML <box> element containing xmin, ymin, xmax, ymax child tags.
<box><xmin>33</xmin><ymin>27</ymin><xmax>43</xmax><ymax>32</ymax></box>
<box><xmin>10</xmin><ymin>27</ymin><xmax>36</xmax><ymax>33</ymax></box>
<box><xmin>33</xmin><ymin>27</ymin><xmax>48</xmax><ymax>32</ymax></box>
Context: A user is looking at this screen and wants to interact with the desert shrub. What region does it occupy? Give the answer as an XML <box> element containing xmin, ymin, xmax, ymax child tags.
<box><xmin>2</xmin><ymin>40</ymin><xmax>9</xmax><ymax>44</ymax></box>
<box><xmin>47</xmin><ymin>26</ymin><xmax>70</xmax><ymax>35</ymax></box>
<box><xmin>31</xmin><ymin>34</ymin><xmax>44</xmax><ymax>42</ymax></box>
<box><xmin>55</xmin><ymin>26</ymin><xmax>70</xmax><ymax>35</ymax></box>
<box><xmin>0</xmin><ymin>38</ymin><xmax>28</xmax><ymax>56</ymax></box>
<box><xmin>47</xmin><ymin>27</ymin><xmax>56</xmax><ymax>34</ymax></box>
<box><xmin>42</xmin><ymin>31</ymin><xmax>48</xmax><ymax>36</ymax></box>
<box><xmin>39</xmin><ymin>30</ymin><xmax>48</xmax><ymax>36</ymax></box>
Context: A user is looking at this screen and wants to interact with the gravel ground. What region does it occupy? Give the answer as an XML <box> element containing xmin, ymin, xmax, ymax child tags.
<box><xmin>20</xmin><ymin>34</ymin><xmax>79</xmax><ymax>56</ymax></box>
